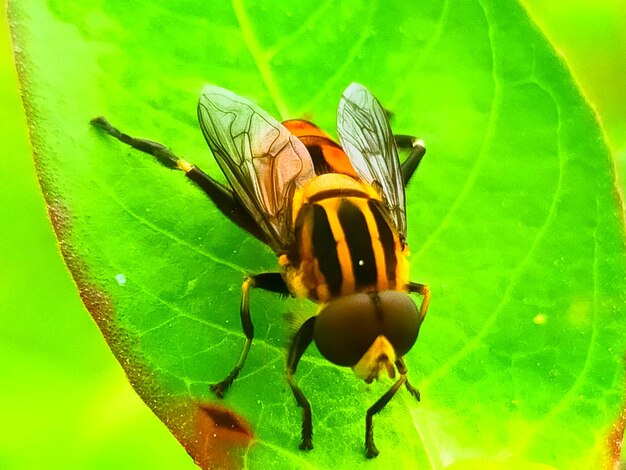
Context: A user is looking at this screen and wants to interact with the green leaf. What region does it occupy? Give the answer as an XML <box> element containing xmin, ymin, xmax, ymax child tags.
<box><xmin>10</xmin><ymin>0</ymin><xmax>626</xmax><ymax>468</ymax></box>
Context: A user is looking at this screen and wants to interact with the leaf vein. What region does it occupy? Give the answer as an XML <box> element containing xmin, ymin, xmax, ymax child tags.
<box><xmin>264</xmin><ymin>0</ymin><xmax>335</xmax><ymax>60</ymax></box>
<box><xmin>231</xmin><ymin>0</ymin><xmax>289</xmax><ymax>118</ymax></box>
<box><xmin>388</xmin><ymin>0</ymin><xmax>451</xmax><ymax>109</ymax></box>
<box><xmin>292</xmin><ymin>0</ymin><xmax>379</xmax><ymax>117</ymax></box>
<box><xmin>104</xmin><ymin>181</ymin><xmax>246</xmax><ymax>273</ymax></box>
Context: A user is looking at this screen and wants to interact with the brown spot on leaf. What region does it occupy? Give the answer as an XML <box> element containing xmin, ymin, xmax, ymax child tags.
<box><xmin>606</xmin><ymin>412</ymin><xmax>625</xmax><ymax>470</ymax></box>
<box><xmin>605</xmin><ymin>355</ymin><xmax>626</xmax><ymax>469</ymax></box>
<box><xmin>183</xmin><ymin>402</ymin><xmax>254</xmax><ymax>470</ymax></box>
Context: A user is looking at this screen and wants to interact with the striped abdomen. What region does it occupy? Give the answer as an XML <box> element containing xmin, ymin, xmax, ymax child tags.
<box><xmin>286</xmin><ymin>176</ymin><xmax>409</xmax><ymax>303</ymax></box>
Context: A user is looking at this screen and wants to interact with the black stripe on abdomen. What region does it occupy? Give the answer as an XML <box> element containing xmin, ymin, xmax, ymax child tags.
<box><xmin>369</xmin><ymin>200</ymin><xmax>397</xmax><ymax>283</ymax></box>
<box><xmin>338</xmin><ymin>200</ymin><xmax>377</xmax><ymax>288</ymax></box>
<box><xmin>307</xmin><ymin>144</ymin><xmax>333</xmax><ymax>175</ymax></box>
<box><xmin>312</xmin><ymin>204</ymin><xmax>342</xmax><ymax>297</ymax></box>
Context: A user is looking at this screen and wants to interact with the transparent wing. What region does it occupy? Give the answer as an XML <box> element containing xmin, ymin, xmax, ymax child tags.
<box><xmin>198</xmin><ymin>85</ymin><xmax>315</xmax><ymax>251</ymax></box>
<box><xmin>337</xmin><ymin>83</ymin><xmax>407</xmax><ymax>239</ymax></box>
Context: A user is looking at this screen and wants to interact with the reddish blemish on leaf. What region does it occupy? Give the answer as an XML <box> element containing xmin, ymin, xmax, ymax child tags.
<box><xmin>605</xmin><ymin>357</ymin><xmax>626</xmax><ymax>469</ymax></box>
<box><xmin>47</xmin><ymin>201</ymin><xmax>116</xmax><ymax>338</ymax></box>
<box><xmin>606</xmin><ymin>414</ymin><xmax>625</xmax><ymax>470</ymax></box>
<box><xmin>186</xmin><ymin>403</ymin><xmax>253</xmax><ymax>470</ymax></box>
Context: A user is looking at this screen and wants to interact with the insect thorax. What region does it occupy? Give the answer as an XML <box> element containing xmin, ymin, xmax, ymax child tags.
<box><xmin>282</xmin><ymin>174</ymin><xmax>409</xmax><ymax>304</ymax></box>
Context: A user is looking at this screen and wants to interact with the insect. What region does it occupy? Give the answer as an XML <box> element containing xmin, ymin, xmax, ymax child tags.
<box><xmin>91</xmin><ymin>82</ymin><xmax>430</xmax><ymax>458</ymax></box>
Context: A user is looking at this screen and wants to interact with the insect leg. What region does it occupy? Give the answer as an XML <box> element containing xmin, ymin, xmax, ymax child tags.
<box><xmin>365</xmin><ymin>374</ymin><xmax>406</xmax><ymax>458</ymax></box>
<box><xmin>396</xmin><ymin>357</ymin><xmax>420</xmax><ymax>401</ymax></box>
<box><xmin>394</xmin><ymin>134</ymin><xmax>418</xmax><ymax>149</ymax></box>
<box><xmin>407</xmin><ymin>281</ymin><xmax>430</xmax><ymax>324</ymax></box>
<box><xmin>394</xmin><ymin>135</ymin><xmax>426</xmax><ymax>187</ymax></box>
<box><xmin>211</xmin><ymin>273</ymin><xmax>289</xmax><ymax>398</ymax></box>
<box><xmin>90</xmin><ymin>117</ymin><xmax>268</xmax><ymax>244</ymax></box>
<box><xmin>286</xmin><ymin>316</ymin><xmax>316</xmax><ymax>451</ymax></box>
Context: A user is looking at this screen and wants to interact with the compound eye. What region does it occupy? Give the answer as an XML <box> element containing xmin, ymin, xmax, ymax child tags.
<box><xmin>313</xmin><ymin>294</ymin><xmax>378</xmax><ymax>367</ymax></box>
<box><xmin>376</xmin><ymin>291</ymin><xmax>421</xmax><ymax>358</ymax></box>
<box><xmin>313</xmin><ymin>292</ymin><xmax>423</xmax><ymax>367</ymax></box>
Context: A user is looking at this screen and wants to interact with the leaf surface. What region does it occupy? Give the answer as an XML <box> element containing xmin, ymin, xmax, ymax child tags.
<box><xmin>10</xmin><ymin>0</ymin><xmax>626</xmax><ymax>468</ymax></box>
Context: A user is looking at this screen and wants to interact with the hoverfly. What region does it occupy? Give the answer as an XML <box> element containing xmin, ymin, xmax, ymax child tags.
<box><xmin>91</xmin><ymin>82</ymin><xmax>430</xmax><ymax>458</ymax></box>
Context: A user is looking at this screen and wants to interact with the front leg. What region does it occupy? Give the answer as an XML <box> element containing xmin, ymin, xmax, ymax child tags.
<box><xmin>365</xmin><ymin>373</ymin><xmax>407</xmax><ymax>458</ymax></box>
<box><xmin>211</xmin><ymin>272</ymin><xmax>289</xmax><ymax>398</ymax></box>
<box><xmin>407</xmin><ymin>281</ymin><xmax>430</xmax><ymax>324</ymax></box>
<box><xmin>396</xmin><ymin>357</ymin><xmax>420</xmax><ymax>401</ymax></box>
<box><xmin>286</xmin><ymin>316</ymin><xmax>316</xmax><ymax>451</ymax></box>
